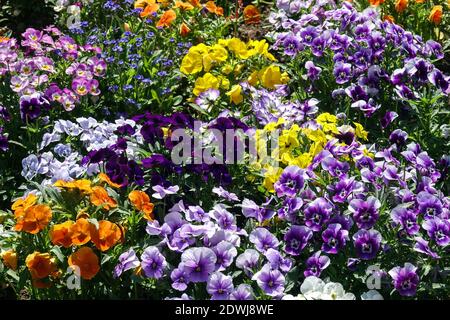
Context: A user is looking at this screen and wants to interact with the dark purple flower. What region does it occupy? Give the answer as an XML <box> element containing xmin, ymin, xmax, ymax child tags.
<box><xmin>19</xmin><ymin>93</ymin><xmax>49</xmax><ymax>122</ymax></box>
<box><xmin>347</xmin><ymin>258</ymin><xmax>361</xmax><ymax>271</ymax></box>
<box><xmin>417</xmin><ymin>192</ymin><xmax>443</xmax><ymax>218</ymax></box>
<box><xmin>113</xmin><ymin>248</ymin><xmax>140</xmax><ymax>278</ymax></box>
<box><xmin>283</xmin><ymin>34</ymin><xmax>302</xmax><ymax>56</ymax></box>
<box><xmin>389</xmin><ymin>129</ymin><xmax>408</xmax><ymax>146</ymax></box>
<box><xmin>274</xmin><ymin>165</ymin><xmax>305</xmax><ymax>198</ymax></box>
<box><xmin>390</xmin><ymin>206</ymin><xmax>420</xmax><ymax>236</ymax></box>
<box><xmin>181</xmin><ymin>247</ymin><xmax>217</xmax><ymax>283</ymax></box>
<box><xmin>305</xmin><ymin>61</ymin><xmax>321</xmax><ymax>81</ymax></box>
<box><xmin>171</xmin><ymin>265</ymin><xmax>189</xmax><ymax>291</ymax></box>
<box><xmin>252</xmin><ymin>264</ymin><xmax>285</xmax><ymax>297</ymax></box>
<box><xmin>207</xmin><ymin>272</ymin><xmax>234</xmax><ymax>300</ymax></box>
<box><xmin>381</xmin><ymin>111</ymin><xmax>398</xmax><ymax>129</ymax></box>
<box><xmin>300</xmin><ymin>26</ymin><xmax>318</xmax><ymax>45</ymax></box>
<box><xmin>304</xmin><ymin>251</ymin><xmax>330</xmax><ymax>277</ymax></box>
<box><xmin>249</xmin><ymin>228</ymin><xmax>280</xmax><ymax>252</ymax></box>
<box><xmin>278</xmin><ymin>197</ymin><xmax>303</xmax><ymax>223</ymax></box>
<box><xmin>413</xmin><ymin>237</ymin><xmax>440</xmax><ymax>259</ymax></box>
<box><xmin>321</xmin><ymin>223</ymin><xmax>349</xmax><ymax>254</ymax></box>
<box><xmin>353</xmin><ymin>229</ymin><xmax>382</xmax><ymax>260</ymax></box>
<box><xmin>328</xmin><ymin>177</ymin><xmax>363</xmax><ymax>203</ymax></box>
<box><xmin>348</xmin><ymin>196</ymin><xmax>381</xmax><ymax>229</ymax></box>
<box><xmin>141</xmin><ymin>246</ymin><xmax>167</xmax><ymax>279</ymax></box>
<box><xmin>333</xmin><ymin>62</ymin><xmax>352</xmax><ymax>84</ymax></box>
<box><xmin>304</xmin><ymin>197</ymin><xmax>333</xmax><ymax>231</ymax></box>
<box><xmin>321</xmin><ymin>156</ymin><xmax>350</xmax><ymax>178</ymax></box>
<box><xmin>388</xmin><ymin>263</ymin><xmax>419</xmax><ymax>297</ymax></box>
<box><xmin>284</xmin><ymin>225</ymin><xmax>313</xmax><ymax>256</ymax></box>
<box><xmin>422</xmin><ymin>217</ymin><xmax>450</xmax><ymax>247</ymax></box>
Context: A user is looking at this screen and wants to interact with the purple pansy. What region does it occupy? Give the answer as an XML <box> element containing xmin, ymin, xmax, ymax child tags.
<box><xmin>141</xmin><ymin>246</ymin><xmax>167</xmax><ymax>279</ymax></box>
<box><xmin>304</xmin><ymin>251</ymin><xmax>330</xmax><ymax>277</ymax></box>
<box><xmin>348</xmin><ymin>196</ymin><xmax>381</xmax><ymax>229</ymax></box>
<box><xmin>207</xmin><ymin>272</ymin><xmax>234</xmax><ymax>300</ymax></box>
<box><xmin>274</xmin><ymin>165</ymin><xmax>305</xmax><ymax>198</ymax></box>
<box><xmin>321</xmin><ymin>223</ymin><xmax>349</xmax><ymax>254</ymax></box>
<box><xmin>180</xmin><ymin>247</ymin><xmax>217</xmax><ymax>283</ymax></box>
<box><xmin>422</xmin><ymin>217</ymin><xmax>450</xmax><ymax>247</ymax></box>
<box><xmin>352</xmin><ymin>229</ymin><xmax>382</xmax><ymax>260</ymax></box>
<box><xmin>252</xmin><ymin>264</ymin><xmax>285</xmax><ymax>297</ymax></box>
<box><xmin>388</xmin><ymin>263</ymin><xmax>419</xmax><ymax>297</ymax></box>
<box><xmin>113</xmin><ymin>248</ymin><xmax>140</xmax><ymax>278</ymax></box>
<box><xmin>249</xmin><ymin>228</ymin><xmax>280</xmax><ymax>252</ymax></box>
<box><xmin>284</xmin><ymin>225</ymin><xmax>313</xmax><ymax>256</ymax></box>
<box><xmin>304</xmin><ymin>198</ymin><xmax>333</xmax><ymax>231</ymax></box>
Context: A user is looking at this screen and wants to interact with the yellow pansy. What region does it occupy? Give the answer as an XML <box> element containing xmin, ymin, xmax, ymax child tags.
<box><xmin>354</xmin><ymin>122</ymin><xmax>368</xmax><ymax>141</ymax></box>
<box><xmin>263</xmin><ymin>118</ymin><xmax>285</xmax><ymax>132</ymax></box>
<box><xmin>227</xmin><ymin>38</ymin><xmax>253</xmax><ymax>59</ymax></box>
<box><xmin>218</xmin><ymin>76</ymin><xmax>230</xmax><ymax>90</ymax></box>
<box><xmin>221</xmin><ymin>64</ymin><xmax>233</xmax><ymax>75</ymax></box>
<box><xmin>263</xmin><ymin>166</ymin><xmax>283</xmax><ymax>192</ymax></box>
<box><xmin>193</xmin><ymin>73</ymin><xmax>219</xmax><ymax>96</ymax></box>
<box><xmin>248</xmin><ymin>71</ymin><xmax>259</xmax><ymax>86</ymax></box>
<box><xmin>180</xmin><ymin>51</ymin><xmax>203</xmax><ymax>74</ymax></box>
<box><xmin>260</xmin><ymin>65</ymin><xmax>288</xmax><ymax>89</ymax></box>
<box><xmin>226</xmin><ymin>84</ymin><xmax>244</xmax><ymax>104</ymax></box>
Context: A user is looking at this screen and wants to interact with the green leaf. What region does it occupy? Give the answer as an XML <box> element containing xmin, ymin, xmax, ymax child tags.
<box><xmin>51</xmin><ymin>246</ymin><xmax>65</xmax><ymax>263</ymax></box>
<box><xmin>6</xmin><ymin>269</ymin><xmax>19</xmax><ymax>282</ymax></box>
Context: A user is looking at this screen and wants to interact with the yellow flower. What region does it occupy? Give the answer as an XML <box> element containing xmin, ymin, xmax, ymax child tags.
<box><xmin>354</xmin><ymin>122</ymin><xmax>368</xmax><ymax>141</ymax></box>
<box><xmin>54</xmin><ymin>179</ymin><xmax>92</xmax><ymax>195</ymax></box>
<box><xmin>180</xmin><ymin>50</ymin><xmax>204</xmax><ymax>75</ymax></box>
<box><xmin>248</xmin><ymin>39</ymin><xmax>276</xmax><ymax>61</ymax></box>
<box><xmin>259</xmin><ymin>65</ymin><xmax>288</xmax><ymax>89</ymax></box>
<box><xmin>263</xmin><ymin>166</ymin><xmax>283</xmax><ymax>192</ymax></box>
<box><xmin>193</xmin><ymin>73</ymin><xmax>219</xmax><ymax>96</ymax></box>
<box><xmin>221</xmin><ymin>64</ymin><xmax>233</xmax><ymax>75</ymax></box>
<box><xmin>248</xmin><ymin>71</ymin><xmax>259</xmax><ymax>86</ymax></box>
<box><xmin>1</xmin><ymin>250</ymin><xmax>17</xmax><ymax>270</ymax></box>
<box><xmin>219</xmin><ymin>76</ymin><xmax>230</xmax><ymax>90</ymax></box>
<box><xmin>226</xmin><ymin>38</ymin><xmax>253</xmax><ymax>59</ymax></box>
<box><xmin>263</xmin><ymin>118</ymin><xmax>285</xmax><ymax>132</ymax></box>
<box><xmin>226</xmin><ymin>84</ymin><xmax>243</xmax><ymax>104</ymax></box>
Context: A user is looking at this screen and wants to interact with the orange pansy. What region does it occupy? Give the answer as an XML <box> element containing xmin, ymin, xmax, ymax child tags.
<box><xmin>69</xmin><ymin>218</ymin><xmax>92</xmax><ymax>246</ymax></box>
<box><xmin>243</xmin><ymin>5</ymin><xmax>261</xmax><ymax>24</ymax></box>
<box><xmin>188</xmin><ymin>0</ymin><xmax>201</xmax><ymax>7</ymax></box>
<box><xmin>25</xmin><ymin>252</ymin><xmax>57</xmax><ymax>279</ymax></box>
<box><xmin>1</xmin><ymin>250</ymin><xmax>18</xmax><ymax>270</ymax></box>
<box><xmin>90</xmin><ymin>186</ymin><xmax>117</xmax><ymax>210</ymax></box>
<box><xmin>395</xmin><ymin>0</ymin><xmax>408</xmax><ymax>13</ymax></box>
<box><xmin>54</xmin><ymin>179</ymin><xmax>93</xmax><ymax>195</ymax></box>
<box><xmin>175</xmin><ymin>1</ymin><xmax>194</xmax><ymax>10</ymax></box>
<box><xmin>369</xmin><ymin>0</ymin><xmax>385</xmax><ymax>5</ymax></box>
<box><xmin>68</xmin><ymin>247</ymin><xmax>100</xmax><ymax>280</ymax></box>
<box><xmin>141</xmin><ymin>3</ymin><xmax>160</xmax><ymax>17</ymax></box>
<box><xmin>384</xmin><ymin>15</ymin><xmax>395</xmax><ymax>23</ymax></box>
<box><xmin>128</xmin><ymin>190</ymin><xmax>154</xmax><ymax>220</ymax></box>
<box><xmin>15</xmin><ymin>204</ymin><xmax>52</xmax><ymax>234</ymax></box>
<box><xmin>12</xmin><ymin>193</ymin><xmax>37</xmax><ymax>218</ymax></box>
<box><xmin>204</xmin><ymin>1</ymin><xmax>223</xmax><ymax>16</ymax></box>
<box><xmin>180</xmin><ymin>22</ymin><xmax>191</xmax><ymax>36</ymax></box>
<box><xmin>156</xmin><ymin>9</ymin><xmax>177</xmax><ymax>28</ymax></box>
<box><xmin>429</xmin><ymin>5</ymin><xmax>443</xmax><ymax>25</ymax></box>
<box><xmin>98</xmin><ymin>173</ymin><xmax>122</xmax><ymax>188</ymax></box>
<box><xmin>90</xmin><ymin>220</ymin><xmax>123</xmax><ymax>251</ymax></box>
<box><xmin>50</xmin><ymin>220</ymin><xmax>74</xmax><ymax>248</ymax></box>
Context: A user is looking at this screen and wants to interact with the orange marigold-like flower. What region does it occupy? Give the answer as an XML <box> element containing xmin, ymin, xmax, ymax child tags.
<box><xmin>156</xmin><ymin>9</ymin><xmax>177</xmax><ymax>28</ymax></box>
<box><xmin>54</xmin><ymin>179</ymin><xmax>93</xmax><ymax>195</ymax></box>
<box><xmin>204</xmin><ymin>1</ymin><xmax>223</xmax><ymax>16</ymax></box>
<box><xmin>141</xmin><ymin>2</ymin><xmax>160</xmax><ymax>17</ymax></box>
<box><xmin>50</xmin><ymin>220</ymin><xmax>74</xmax><ymax>248</ymax></box>
<box><xmin>26</xmin><ymin>252</ymin><xmax>57</xmax><ymax>279</ymax></box>
<box><xmin>12</xmin><ymin>193</ymin><xmax>37</xmax><ymax>218</ymax></box>
<box><xmin>384</xmin><ymin>15</ymin><xmax>395</xmax><ymax>23</ymax></box>
<box><xmin>175</xmin><ymin>1</ymin><xmax>194</xmax><ymax>10</ymax></box>
<box><xmin>429</xmin><ymin>5</ymin><xmax>443</xmax><ymax>25</ymax></box>
<box><xmin>90</xmin><ymin>186</ymin><xmax>117</xmax><ymax>210</ymax></box>
<box><xmin>68</xmin><ymin>247</ymin><xmax>100</xmax><ymax>280</ymax></box>
<box><xmin>90</xmin><ymin>220</ymin><xmax>123</xmax><ymax>251</ymax></box>
<box><xmin>128</xmin><ymin>190</ymin><xmax>154</xmax><ymax>220</ymax></box>
<box><xmin>70</xmin><ymin>218</ymin><xmax>92</xmax><ymax>246</ymax></box>
<box><xmin>243</xmin><ymin>5</ymin><xmax>261</xmax><ymax>24</ymax></box>
<box><xmin>180</xmin><ymin>22</ymin><xmax>191</xmax><ymax>36</ymax></box>
<box><xmin>395</xmin><ymin>0</ymin><xmax>408</xmax><ymax>13</ymax></box>
<box><xmin>369</xmin><ymin>0</ymin><xmax>385</xmax><ymax>6</ymax></box>
<box><xmin>15</xmin><ymin>204</ymin><xmax>52</xmax><ymax>234</ymax></box>
<box><xmin>98</xmin><ymin>173</ymin><xmax>122</xmax><ymax>188</ymax></box>
<box><xmin>1</xmin><ymin>250</ymin><xmax>17</xmax><ymax>270</ymax></box>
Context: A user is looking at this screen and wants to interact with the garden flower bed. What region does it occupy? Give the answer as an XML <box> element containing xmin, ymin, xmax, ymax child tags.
<box><xmin>0</xmin><ymin>0</ymin><xmax>448</xmax><ymax>300</ymax></box>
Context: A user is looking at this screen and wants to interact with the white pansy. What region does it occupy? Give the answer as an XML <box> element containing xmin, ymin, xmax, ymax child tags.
<box><xmin>361</xmin><ymin>290</ymin><xmax>384</xmax><ymax>300</ymax></box>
